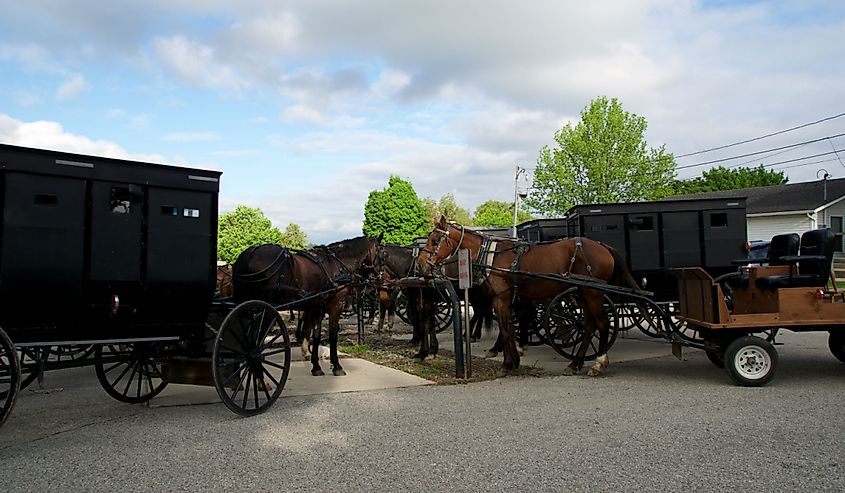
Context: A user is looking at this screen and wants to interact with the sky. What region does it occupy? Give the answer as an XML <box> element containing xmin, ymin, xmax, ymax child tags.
<box><xmin>1</xmin><ymin>1</ymin><xmax>844</xmax><ymax>245</ymax></box>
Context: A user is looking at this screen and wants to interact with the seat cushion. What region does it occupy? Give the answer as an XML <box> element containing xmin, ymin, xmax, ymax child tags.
<box><xmin>755</xmin><ymin>274</ymin><xmax>825</xmax><ymax>290</ymax></box>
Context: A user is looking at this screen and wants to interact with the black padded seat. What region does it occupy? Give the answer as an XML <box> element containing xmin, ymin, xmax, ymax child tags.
<box><xmin>725</xmin><ymin>233</ymin><xmax>801</xmax><ymax>289</ymax></box>
<box><xmin>755</xmin><ymin>229</ymin><xmax>835</xmax><ymax>290</ymax></box>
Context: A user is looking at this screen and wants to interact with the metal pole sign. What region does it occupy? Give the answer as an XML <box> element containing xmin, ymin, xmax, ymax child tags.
<box><xmin>458</xmin><ymin>249</ymin><xmax>471</xmax><ymax>290</ymax></box>
<box><xmin>458</xmin><ymin>249</ymin><xmax>472</xmax><ymax>378</ymax></box>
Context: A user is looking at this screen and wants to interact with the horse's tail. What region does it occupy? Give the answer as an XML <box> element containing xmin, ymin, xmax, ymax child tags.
<box><xmin>602</xmin><ymin>243</ymin><xmax>641</xmax><ymax>291</ymax></box>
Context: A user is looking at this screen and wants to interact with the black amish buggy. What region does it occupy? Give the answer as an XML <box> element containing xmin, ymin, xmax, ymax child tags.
<box><xmin>518</xmin><ymin>198</ymin><xmax>748</xmax><ymax>301</ymax></box>
<box><xmin>0</xmin><ymin>144</ymin><xmax>292</xmax><ymax>427</ymax></box>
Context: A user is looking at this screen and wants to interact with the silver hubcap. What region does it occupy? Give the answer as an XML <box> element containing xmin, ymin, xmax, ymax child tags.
<box><xmin>734</xmin><ymin>346</ymin><xmax>771</xmax><ymax>380</ymax></box>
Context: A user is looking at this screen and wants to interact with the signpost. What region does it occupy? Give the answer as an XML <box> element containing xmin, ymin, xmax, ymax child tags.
<box><xmin>458</xmin><ymin>249</ymin><xmax>472</xmax><ymax>378</ymax></box>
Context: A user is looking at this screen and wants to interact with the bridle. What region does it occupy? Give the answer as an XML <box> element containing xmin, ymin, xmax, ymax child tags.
<box><xmin>422</xmin><ymin>222</ymin><xmax>465</xmax><ymax>269</ymax></box>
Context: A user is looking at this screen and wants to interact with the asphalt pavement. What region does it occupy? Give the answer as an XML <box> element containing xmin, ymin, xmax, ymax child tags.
<box><xmin>1</xmin><ymin>329</ymin><xmax>844</xmax><ymax>492</ymax></box>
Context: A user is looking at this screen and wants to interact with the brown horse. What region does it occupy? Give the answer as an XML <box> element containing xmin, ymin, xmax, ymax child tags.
<box><xmin>417</xmin><ymin>216</ymin><xmax>640</xmax><ymax>376</ymax></box>
<box><xmin>232</xmin><ymin>235</ymin><xmax>381</xmax><ymax>376</ymax></box>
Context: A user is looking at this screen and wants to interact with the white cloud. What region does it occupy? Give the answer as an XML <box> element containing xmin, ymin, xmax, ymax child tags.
<box><xmin>281</xmin><ymin>105</ymin><xmax>324</xmax><ymax>125</ymax></box>
<box><xmin>152</xmin><ymin>36</ymin><xmax>248</xmax><ymax>94</ymax></box>
<box><xmin>0</xmin><ymin>113</ymin><xmax>166</xmax><ymax>163</ymax></box>
<box><xmin>56</xmin><ymin>74</ymin><xmax>90</xmax><ymax>101</ymax></box>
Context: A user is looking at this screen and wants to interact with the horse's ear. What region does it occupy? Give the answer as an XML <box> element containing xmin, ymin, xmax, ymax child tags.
<box><xmin>438</xmin><ymin>215</ymin><xmax>448</xmax><ymax>228</ymax></box>
<box><xmin>378</xmin><ymin>232</ymin><xmax>384</xmax><ymax>242</ymax></box>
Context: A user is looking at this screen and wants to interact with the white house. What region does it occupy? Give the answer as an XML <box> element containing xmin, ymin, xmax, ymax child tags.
<box><xmin>673</xmin><ymin>177</ymin><xmax>845</xmax><ymax>254</ymax></box>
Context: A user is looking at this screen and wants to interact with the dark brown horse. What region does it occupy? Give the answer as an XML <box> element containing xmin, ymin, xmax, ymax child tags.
<box><xmin>232</xmin><ymin>235</ymin><xmax>381</xmax><ymax>376</ymax></box>
<box><xmin>417</xmin><ymin>216</ymin><xmax>639</xmax><ymax>376</ymax></box>
<box><xmin>378</xmin><ymin>243</ymin><xmax>493</xmax><ymax>360</ymax></box>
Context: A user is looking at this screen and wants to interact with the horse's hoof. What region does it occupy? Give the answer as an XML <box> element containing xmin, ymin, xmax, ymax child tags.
<box><xmin>563</xmin><ymin>366</ymin><xmax>579</xmax><ymax>376</ymax></box>
<box><xmin>311</xmin><ymin>369</ymin><xmax>325</xmax><ymax>376</ymax></box>
<box><xmin>412</xmin><ymin>352</ymin><xmax>426</xmax><ymax>361</ymax></box>
<box><xmin>424</xmin><ymin>354</ymin><xmax>436</xmax><ymax>362</ymax></box>
<box><xmin>332</xmin><ymin>368</ymin><xmax>347</xmax><ymax>376</ymax></box>
<box><xmin>302</xmin><ymin>353</ymin><xmax>311</xmax><ymax>361</ymax></box>
<box><xmin>586</xmin><ymin>368</ymin><xmax>603</xmax><ymax>377</ymax></box>
<box><xmin>485</xmin><ymin>350</ymin><xmax>498</xmax><ymax>358</ymax></box>
<box><xmin>517</xmin><ymin>346</ymin><xmax>526</xmax><ymax>356</ymax></box>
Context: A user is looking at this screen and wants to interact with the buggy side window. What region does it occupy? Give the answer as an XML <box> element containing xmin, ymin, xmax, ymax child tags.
<box><xmin>710</xmin><ymin>212</ymin><xmax>728</xmax><ymax>228</ymax></box>
<box><xmin>631</xmin><ymin>216</ymin><xmax>654</xmax><ymax>231</ymax></box>
<box><xmin>34</xmin><ymin>194</ymin><xmax>58</xmax><ymax>206</ymax></box>
<box><xmin>110</xmin><ymin>187</ymin><xmax>132</xmax><ymax>214</ymax></box>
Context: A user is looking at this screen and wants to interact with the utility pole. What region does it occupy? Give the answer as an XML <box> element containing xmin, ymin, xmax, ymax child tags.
<box><xmin>512</xmin><ymin>165</ymin><xmax>525</xmax><ymax>239</ymax></box>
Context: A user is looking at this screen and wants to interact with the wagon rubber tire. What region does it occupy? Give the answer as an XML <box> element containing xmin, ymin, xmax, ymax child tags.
<box><xmin>213</xmin><ymin>300</ymin><xmax>291</xmax><ymax>417</ymax></box>
<box><xmin>95</xmin><ymin>343</ymin><xmax>169</xmax><ymax>404</ymax></box>
<box><xmin>724</xmin><ymin>336</ymin><xmax>778</xmax><ymax>387</ymax></box>
<box><xmin>0</xmin><ymin>328</ymin><xmax>20</xmax><ymax>428</ymax></box>
<box><xmin>829</xmin><ymin>331</ymin><xmax>845</xmax><ymax>363</ymax></box>
<box><xmin>705</xmin><ymin>349</ymin><xmax>725</xmax><ymax>368</ymax></box>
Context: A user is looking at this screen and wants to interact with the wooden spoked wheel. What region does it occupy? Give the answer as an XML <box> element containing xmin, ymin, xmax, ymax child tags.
<box><xmin>95</xmin><ymin>343</ymin><xmax>169</xmax><ymax>404</ymax></box>
<box><xmin>433</xmin><ymin>300</ymin><xmax>454</xmax><ymax>333</ymax></box>
<box><xmin>0</xmin><ymin>328</ymin><xmax>21</xmax><ymax>428</ymax></box>
<box><xmin>543</xmin><ymin>288</ymin><xmax>618</xmax><ymax>361</ymax></box>
<box><xmin>213</xmin><ymin>300</ymin><xmax>291</xmax><ymax>417</ymax></box>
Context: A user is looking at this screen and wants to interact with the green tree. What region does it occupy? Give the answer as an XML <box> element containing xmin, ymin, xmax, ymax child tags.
<box><xmin>525</xmin><ymin>96</ymin><xmax>676</xmax><ymax>216</ymax></box>
<box><xmin>473</xmin><ymin>200</ymin><xmax>534</xmax><ymax>227</ymax></box>
<box><xmin>423</xmin><ymin>193</ymin><xmax>472</xmax><ymax>229</ymax></box>
<box><xmin>362</xmin><ymin>175</ymin><xmax>428</xmax><ymax>244</ymax></box>
<box><xmin>279</xmin><ymin>223</ymin><xmax>309</xmax><ymax>250</ymax></box>
<box><xmin>217</xmin><ymin>205</ymin><xmax>283</xmax><ymax>263</ymax></box>
<box><xmin>671</xmin><ymin>165</ymin><xmax>788</xmax><ymax>195</ymax></box>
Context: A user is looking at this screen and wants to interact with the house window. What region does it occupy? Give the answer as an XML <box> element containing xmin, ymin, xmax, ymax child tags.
<box><xmin>831</xmin><ymin>216</ymin><xmax>844</xmax><ymax>253</ymax></box>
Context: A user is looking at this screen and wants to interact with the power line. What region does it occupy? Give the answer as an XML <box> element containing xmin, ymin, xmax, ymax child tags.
<box><xmin>676</xmin><ymin>132</ymin><xmax>845</xmax><ymax>170</ymax></box>
<box><xmin>676</xmin><ymin>111</ymin><xmax>845</xmax><ymax>158</ymax></box>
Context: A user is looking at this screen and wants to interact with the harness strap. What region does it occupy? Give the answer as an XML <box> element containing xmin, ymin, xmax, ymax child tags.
<box><xmin>566</xmin><ymin>237</ymin><xmax>593</xmax><ymax>277</ymax></box>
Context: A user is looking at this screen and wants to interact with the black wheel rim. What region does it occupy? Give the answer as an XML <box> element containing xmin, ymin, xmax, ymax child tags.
<box><xmin>213</xmin><ymin>301</ymin><xmax>291</xmax><ymax>417</ymax></box>
<box><xmin>434</xmin><ymin>301</ymin><xmax>454</xmax><ymax>333</ymax></box>
<box><xmin>0</xmin><ymin>329</ymin><xmax>20</xmax><ymax>427</ymax></box>
<box><xmin>396</xmin><ymin>292</ymin><xmax>411</xmax><ymax>324</ymax></box>
<box><xmin>95</xmin><ymin>343</ymin><xmax>168</xmax><ymax>404</ymax></box>
<box><xmin>543</xmin><ymin>289</ymin><xmax>618</xmax><ymax>361</ymax></box>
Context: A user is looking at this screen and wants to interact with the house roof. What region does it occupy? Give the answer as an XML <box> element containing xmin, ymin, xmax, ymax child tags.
<box><xmin>668</xmin><ymin>177</ymin><xmax>845</xmax><ymax>214</ymax></box>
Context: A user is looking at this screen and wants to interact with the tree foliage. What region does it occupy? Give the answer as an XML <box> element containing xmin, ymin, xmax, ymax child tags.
<box><xmin>525</xmin><ymin>96</ymin><xmax>676</xmax><ymax>216</ymax></box>
<box><xmin>279</xmin><ymin>223</ymin><xmax>308</xmax><ymax>250</ymax></box>
<box><xmin>473</xmin><ymin>200</ymin><xmax>534</xmax><ymax>227</ymax></box>
<box><xmin>217</xmin><ymin>205</ymin><xmax>284</xmax><ymax>263</ymax></box>
<box><xmin>671</xmin><ymin>165</ymin><xmax>788</xmax><ymax>195</ymax></box>
<box><xmin>423</xmin><ymin>193</ymin><xmax>472</xmax><ymax>229</ymax></box>
<box><xmin>362</xmin><ymin>175</ymin><xmax>428</xmax><ymax>244</ymax></box>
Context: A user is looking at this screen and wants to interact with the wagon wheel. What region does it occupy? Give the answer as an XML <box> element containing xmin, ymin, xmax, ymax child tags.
<box><xmin>615</xmin><ymin>304</ymin><xmax>640</xmax><ymax>332</ymax></box>
<box><xmin>543</xmin><ymin>287</ymin><xmax>619</xmax><ymax>361</ymax></box>
<box><xmin>95</xmin><ymin>343</ymin><xmax>169</xmax><ymax>404</ymax></box>
<box><xmin>516</xmin><ymin>304</ymin><xmax>547</xmax><ymax>347</ymax></box>
<box><xmin>433</xmin><ymin>300</ymin><xmax>454</xmax><ymax>333</ymax></box>
<box><xmin>213</xmin><ymin>300</ymin><xmax>291</xmax><ymax>417</ymax></box>
<box><xmin>0</xmin><ymin>328</ymin><xmax>21</xmax><ymax>428</ymax></box>
<box><xmin>49</xmin><ymin>344</ymin><xmax>96</xmax><ymax>362</ymax></box>
<box><xmin>724</xmin><ymin>336</ymin><xmax>778</xmax><ymax>387</ymax></box>
<box><xmin>828</xmin><ymin>331</ymin><xmax>845</xmax><ymax>363</ymax></box>
<box><xmin>629</xmin><ymin>301</ymin><xmax>665</xmax><ymax>338</ymax></box>
<box><xmin>396</xmin><ymin>291</ymin><xmax>411</xmax><ymax>324</ymax></box>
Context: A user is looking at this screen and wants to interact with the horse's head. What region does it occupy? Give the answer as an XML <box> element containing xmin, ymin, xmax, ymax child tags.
<box><xmin>417</xmin><ymin>216</ymin><xmax>463</xmax><ymax>276</ymax></box>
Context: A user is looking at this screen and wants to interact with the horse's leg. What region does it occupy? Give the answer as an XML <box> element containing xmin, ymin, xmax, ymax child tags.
<box><xmin>299</xmin><ymin>314</ymin><xmax>311</xmax><ymax>360</ymax></box>
<box><xmin>586</xmin><ymin>292</ymin><xmax>611</xmax><ymax>377</ymax></box>
<box><xmin>515</xmin><ymin>302</ymin><xmax>532</xmax><ymax>356</ymax></box>
<box><xmin>327</xmin><ymin>302</ymin><xmax>346</xmax><ymax>376</ymax></box>
<box><xmin>563</xmin><ymin>289</ymin><xmax>605</xmax><ymax>376</ymax></box>
<box><xmin>376</xmin><ymin>294</ymin><xmax>386</xmax><ymax>333</ymax></box>
<box><xmin>493</xmin><ymin>297</ymin><xmax>519</xmax><ymax>370</ymax></box>
<box><xmin>407</xmin><ymin>289</ymin><xmax>422</xmax><ymax>345</ymax></box>
<box><xmin>310</xmin><ymin>309</ymin><xmax>325</xmax><ymax>376</ymax></box>
<box><xmin>425</xmin><ymin>296</ymin><xmax>438</xmax><ymax>361</ymax></box>
<box><xmin>387</xmin><ymin>301</ymin><xmax>395</xmax><ymax>331</ymax></box>
<box><xmin>412</xmin><ymin>289</ymin><xmax>431</xmax><ymax>360</ymax></box>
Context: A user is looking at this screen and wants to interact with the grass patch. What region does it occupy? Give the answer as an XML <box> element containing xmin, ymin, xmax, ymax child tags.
<box><xmin>339</xmin><ymin>333</ymin><xmax>545</xmax><ymax>385</ymax></box>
